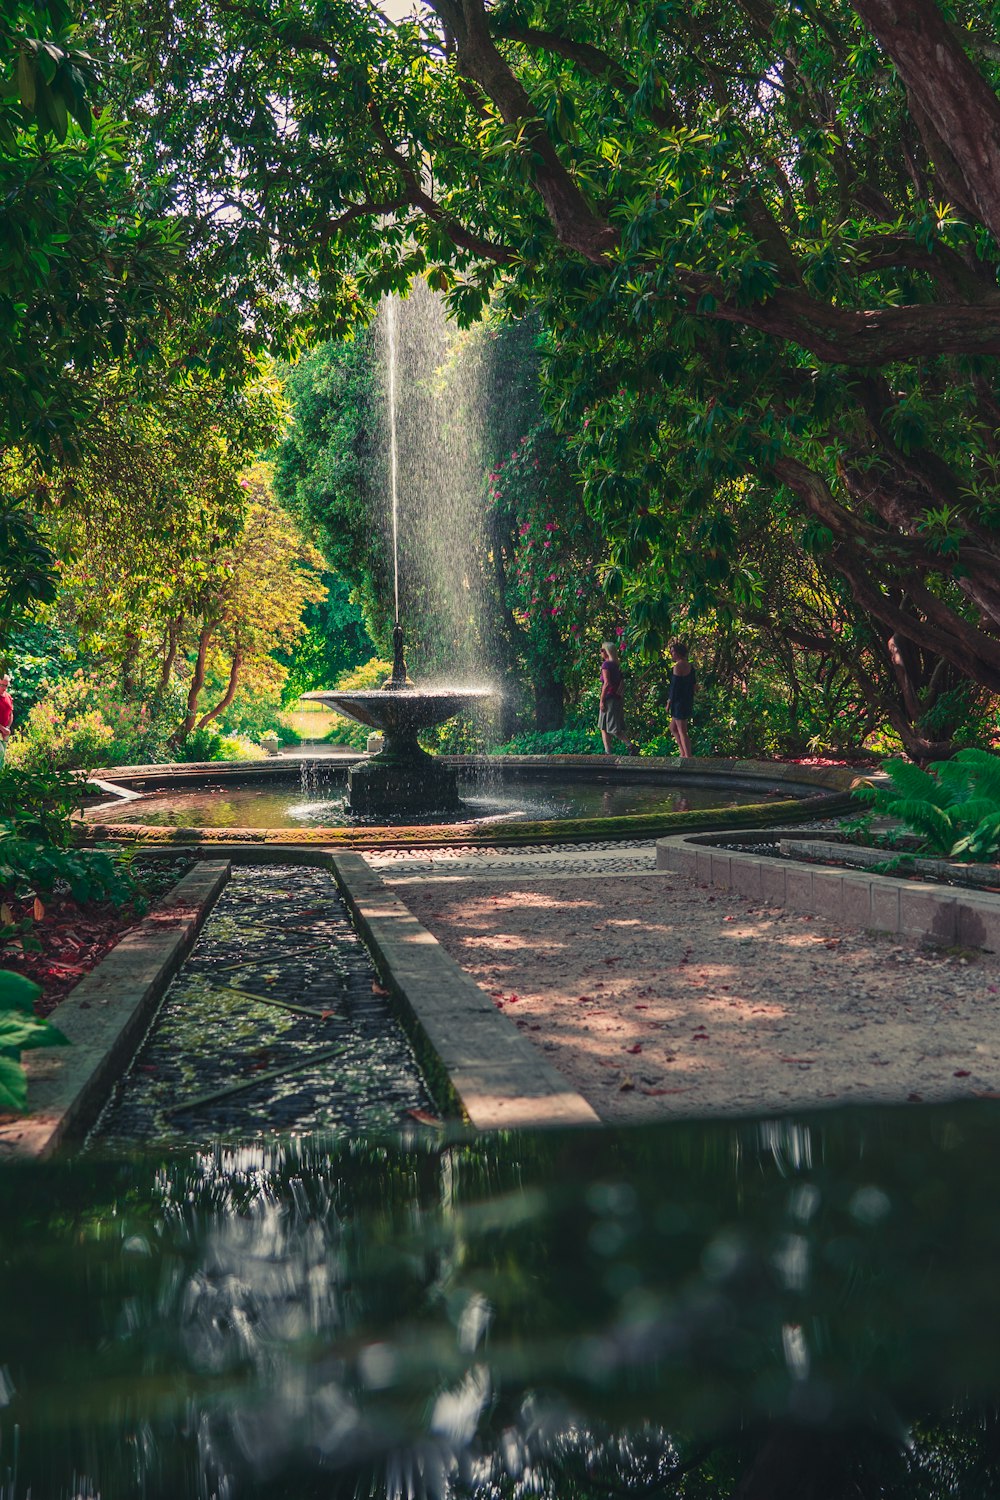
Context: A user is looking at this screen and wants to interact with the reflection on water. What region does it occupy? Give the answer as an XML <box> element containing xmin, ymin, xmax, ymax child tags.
<box><xmin>4</xmin><ymin>1104</ymin><xmax>1000</xmax><ymax>1496</ymax></box>
<box><xmin>98</xmin><ymin>774</ymin><xmax>758</xmax><ymax>828</ymax></box>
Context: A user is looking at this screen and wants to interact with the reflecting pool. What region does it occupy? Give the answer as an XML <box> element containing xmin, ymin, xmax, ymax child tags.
<box><xmin>3</xmin><ymin>1104</ymin><xmax>1000</xmax><ymax>1497</ymax></box>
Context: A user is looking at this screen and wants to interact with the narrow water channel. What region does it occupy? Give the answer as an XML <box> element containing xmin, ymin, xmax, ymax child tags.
<box><xmin>94</xmin><ymin>865</ymin><xmax>434</xmax><ymax>1142</ymax></box>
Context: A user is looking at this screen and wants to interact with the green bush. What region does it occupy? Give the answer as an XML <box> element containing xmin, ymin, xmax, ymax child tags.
<box><xmin>495</xmin><ymin>724</ymin><xmax>605</xmax><ymax>755</ymax></box>
<box><xmin>851</xmin><ymin>748</ymin><xmax>1000</xmax><ymax>860</ymax></box>
<box><xmin>178</xmin><ymin>728</ymin><xmax>267</xmax><ymax>762</ymax></box>
<box><xmin>0</xmin><ymin>969</ymin><xmax>68</xmax><ymax>1112</ymax></box>
<box><xmin>0</xmin><ymin>765</ymin><xmax>83</xmax><ymax>846</ymax></box>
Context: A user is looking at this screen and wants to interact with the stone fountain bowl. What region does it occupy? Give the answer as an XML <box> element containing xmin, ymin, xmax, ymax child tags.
<box><xmin>301</xmin><ymin>687</ymin><xmax>494</xmax><ymax>736</ymax></box>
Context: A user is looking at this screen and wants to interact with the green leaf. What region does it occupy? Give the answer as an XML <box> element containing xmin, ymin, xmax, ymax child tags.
<box><xmin>0</xmin><ymin>1054</ymin><xmax>27</xmax><ymax>1112</ymax></box>
<box><xmin>0</xmin><ymin>969</ymin><xmax>41</xmax><ymax>1014</ymax></box>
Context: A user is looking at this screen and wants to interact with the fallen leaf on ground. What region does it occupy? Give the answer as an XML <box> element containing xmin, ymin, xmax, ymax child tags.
<box><xmin>407</xmin><ymin>1109</ymin><xmax>443</xmax><ymax>1127</ymax></box>
<box><xmin>619</xmin><ymin>1075</ymin><xmax>635</xmax><ymax>1092</ymax></box>
<box><xmin>625</xmin><ymin>1044</ymin><xmax>642</xmax><ymax>1054</ymax></box>
<box><xmin>371</xmin><ymin>982</ymin><xmax>389</xmax><ymax>996</ymax></box>
<box><xmin>954</xmin><ymin>1069</ymin><xmax>971</xmax><ymax>1077</ymax></box>
<box><xmin>640</xmin><ymin>1087</ymin><xmax>692</xmax><ymax>1096</ymax></box>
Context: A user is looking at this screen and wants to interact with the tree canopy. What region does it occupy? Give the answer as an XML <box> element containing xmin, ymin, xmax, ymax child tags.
<box><xmin>104</xmin><ymin>0</ymin><xmax>1000</xmax><ymax>752</ymax></box>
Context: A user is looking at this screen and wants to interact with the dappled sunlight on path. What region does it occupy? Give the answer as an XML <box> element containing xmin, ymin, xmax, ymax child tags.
<box><xmin>388</xmin><ymin>866</ymin><xmax>1000</xmax><ymax>1122</ymax></box>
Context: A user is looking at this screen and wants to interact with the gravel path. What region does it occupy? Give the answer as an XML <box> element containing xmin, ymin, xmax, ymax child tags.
<box><xmin>382</xmin><ymin>848</ymin><xmax>1000</xmax><ymax>1121</ymax></box>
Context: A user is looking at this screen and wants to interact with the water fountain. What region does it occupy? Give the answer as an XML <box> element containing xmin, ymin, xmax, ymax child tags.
<box><xmin>303</xmin><ymin>294</ymin><xmax>494</xmax><ymax>817</ymax></box>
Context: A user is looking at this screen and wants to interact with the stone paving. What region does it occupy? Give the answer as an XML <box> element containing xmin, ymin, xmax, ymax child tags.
<box><xmin>94</xmin><ymin>866</ymin><xmax>434</xmax><ymax>1143</ymax></box>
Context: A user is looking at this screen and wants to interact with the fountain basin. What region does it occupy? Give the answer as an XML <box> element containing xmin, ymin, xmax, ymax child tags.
<box><xmin>301</xmin><ymin>687</ymin><xmax>495</xmax><ymax>816</ymax></box>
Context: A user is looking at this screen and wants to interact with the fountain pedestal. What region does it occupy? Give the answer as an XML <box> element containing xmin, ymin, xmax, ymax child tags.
<box><xmin>346</xmin><ymin>729</ymin><xmax>462</xmax><ymax>817</ymax></box>
<box><xmin>302</xmin><ymin>672</ymin><xmax>492</xmax><ymax>820</ymax></box>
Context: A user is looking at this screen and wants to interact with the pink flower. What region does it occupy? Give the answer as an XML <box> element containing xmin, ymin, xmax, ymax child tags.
<box><xmin>543</xmin><ymin>540</ymin><xmax>551</xmax><ymax>548</ymax></box>
<box><xmin>550</xmin><ymin>607</ymin><xmax>560</xmax><ymax>616</ymax></box>
<box><xmin>519</xmin><ymin>523</ymin><xmax>530</xmax><ymax>535</ymax></box>
<box><xmin>544</xmin><ymin>522</ymin><xmax>557</xmax><ymax>531</ymax></box>
<box><xmin>545</xmin><ymin>574</ymin><xmax>556</xmax><ymax>582</ymax></box>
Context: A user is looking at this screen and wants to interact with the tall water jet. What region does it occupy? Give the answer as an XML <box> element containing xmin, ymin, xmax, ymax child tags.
<box><xmin>386</xmin><ymin>293</ymin><xmax>400</xmax><ymax>625</ymax></box>
<box><xmin>374</xmin><ymin>282</ymin><xmax>490</xmax><ymax>676</ymax></box>
<box><xmin>304</xmin><ymin>287</ymin><xmax>495</xmax><ymax>817</ymax></box>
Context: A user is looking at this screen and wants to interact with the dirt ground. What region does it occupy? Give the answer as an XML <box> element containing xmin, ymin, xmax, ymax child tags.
<box><xmin>392</xmin><ymin>868</ymin><xmax>1000</xmax><ymax>1121</ymax></box>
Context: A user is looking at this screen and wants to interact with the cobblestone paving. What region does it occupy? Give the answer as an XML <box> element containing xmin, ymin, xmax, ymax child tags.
<box><xmin>367</xmin><ymin>840</ymin><xmax>660</xmax><ymax>881</ymax></box>
<box><xmin>94</xmin><ymin>866</ymin><xmax>433</xmax><ymax>1144</ymax></box>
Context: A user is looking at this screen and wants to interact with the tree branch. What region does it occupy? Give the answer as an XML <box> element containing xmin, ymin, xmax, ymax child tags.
<box><xmin>493</xmin><ymin>21</ymin><xmax>682</xmax><ymax>131</ymax></box>
<box><xmin>428</xmin><ymin>0</ymin><xmax>617</xmax><ymax>263</ymax></box>
<box><xmin>852</xmin><ymin>0</ymin><xmax>1000</xmax><ymax>245</ymax></box>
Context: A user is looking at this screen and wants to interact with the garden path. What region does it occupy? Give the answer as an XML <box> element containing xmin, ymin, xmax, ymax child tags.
<box><xmin>368</xmin><ymin>843</ymin><xmax>1000</xmax><ymax>1121</ymax></box>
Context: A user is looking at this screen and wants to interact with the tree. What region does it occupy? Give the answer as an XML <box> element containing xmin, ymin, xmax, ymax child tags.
<box><xmin>109</xmin><ymin>0</ymin><xmax>1000</xmax><ymax>753</ymax></box>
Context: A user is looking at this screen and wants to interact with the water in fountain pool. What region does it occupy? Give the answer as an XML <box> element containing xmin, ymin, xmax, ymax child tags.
<box><xmin>96</xmin><ymin>771</ymin><xmax>764</xmax><ymax>828</ymax></box>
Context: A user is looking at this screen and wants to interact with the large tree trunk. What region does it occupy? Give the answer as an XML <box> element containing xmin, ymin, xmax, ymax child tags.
<box><xmin>534</xmin><ymin>662</ymin><xmax>564</xmax><ymax>732</ymax></box>
<box><xmin>852</xmin><ymin>0</ymin><xmax>1000</xmax><ymax>245</ymax></box>
<box><xmin>196</xmin><ymin>650</ymin><xmax>243</xmax><ymax>730</ymax></box>
<box><xmin>172</xmin><ymin>622</ymin><xmax>212</xmax><ymax>745</ymax></box>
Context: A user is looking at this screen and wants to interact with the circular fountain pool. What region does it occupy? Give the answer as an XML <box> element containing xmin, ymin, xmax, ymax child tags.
<box><xmin>84</xmin><ymin>755</ymin><xmax>858</xmax><ymax>844</ymax></box>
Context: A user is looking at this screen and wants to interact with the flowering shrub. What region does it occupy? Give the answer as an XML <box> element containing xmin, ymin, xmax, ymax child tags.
<box><xmin>5</xmin><ymin>672</ymin><xmax>177</xmax><ymax>771</ymax></box>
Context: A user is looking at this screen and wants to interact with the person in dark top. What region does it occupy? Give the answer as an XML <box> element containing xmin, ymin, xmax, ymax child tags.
<box><xmin>667</xmin><ymin>637</ymin><xmax>695</xmax><ymax>757</ymax></box>
<box><xmin>598</xmin><ymin>642</ymin><xmax>639</xmax><ymax>756</ymax></box>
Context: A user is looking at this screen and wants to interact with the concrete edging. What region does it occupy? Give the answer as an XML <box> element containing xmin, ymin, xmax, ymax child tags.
<box><xmin>0</xmin><ymin>860</ymin><xmax>230</xmax><ymax>1158</ymax></box>
<box><xmin>656</xmin><ymin>829</ymin><xmax>1000</xmax><ymax>952</ymax></box>
<box><xmin>331</xmin><ymin>853</ymin><xmax>599</xmax><ymax>1130</ymax></box>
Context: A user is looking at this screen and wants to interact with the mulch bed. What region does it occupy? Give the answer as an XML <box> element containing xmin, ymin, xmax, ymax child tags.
<box><xmin>2</xmin><ymin>856</ymin><xmax>195</xmax><ymax>1018</ymax></box>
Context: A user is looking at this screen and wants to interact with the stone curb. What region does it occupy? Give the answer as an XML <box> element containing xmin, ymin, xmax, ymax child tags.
<box><xmin>0</xmin><ymin>861</ymin><xmax>230</xmax><ymax>1158</ymax></box>
<box><xmin>331</xmin><ymin>854</ymin><xmax>600</xmax><ymax>1131</ymax></box>
<box><xmin>656</xmin><ymin>830</ymin><xmax>1000</xmax><ymax>952</ymax></box>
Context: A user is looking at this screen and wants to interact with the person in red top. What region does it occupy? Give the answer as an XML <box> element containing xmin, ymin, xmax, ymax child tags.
<box><xmin>0</xmin><ymin>673</ymin><xmax>13</xmax><ymax>761</ymax></box>
<box><xmin>598</xmin><ymin>642</ymin><xmax>639</xmax><ymax>756</ymax></box>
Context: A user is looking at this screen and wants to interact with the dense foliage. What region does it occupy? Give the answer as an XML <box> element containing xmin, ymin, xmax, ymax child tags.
<box><xmin>103</xmin><ymin>0</ymin><xmax>1000</xmax><ymax>756</ymax></box>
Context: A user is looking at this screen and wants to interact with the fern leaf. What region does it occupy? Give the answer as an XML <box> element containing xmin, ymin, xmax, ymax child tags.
<box><xmin>882</xmin><ymin>758</ymin><xmax>954</xmax><ymax>809</ymax></box>
<box><xmin>949</xmin><ymin>797</ymin><xmax>1000</xmax><ymax>829</ymax></box>
<box><xmin>957</xmin><ymin>748</ymin><xmax>1000</xmax><ymax>807</ymax></box>
<box><xmin>881</xmin><ymin>798</ymin><xmax>955</xmax><ymax>853</ymax></box>
<box><xmin>951</xmin><ymin>812</ymin><xmax>1000</xmax><ymax>862</ymax></box>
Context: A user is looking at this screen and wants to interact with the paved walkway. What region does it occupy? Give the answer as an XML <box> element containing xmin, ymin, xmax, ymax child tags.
<box><xmin>370</xmin><ymin>843</ymin><xmax>1000</xmax><ymax>1121</ymax></box>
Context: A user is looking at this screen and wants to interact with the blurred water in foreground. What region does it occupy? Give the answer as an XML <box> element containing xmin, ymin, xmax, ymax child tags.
<box><xmin>3</xmin><ymin>1103</ymin><xmax>1000</xmax><ymax>1498</ymax></box>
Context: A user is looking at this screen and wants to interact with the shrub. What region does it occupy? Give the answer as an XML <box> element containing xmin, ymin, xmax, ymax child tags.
<box><xmin>495</xmin><ymin>724</ymin><xmax>604</xmax><ymax>755</ymax></box>
<box><xmin>178</xmin><ymin>729</ymin><xmax>267</xmax><ymax>762</ymax></box>
<box><xmin>0</xmin><ymin>765</ymin><xmax>83</xmax><ymax>845</ymax></box>
<box><xmin>851</xmin><ymin>748</ymin><xmax>1000</xmax><ymax>860</ymax></box>
<box><xmin>5</xmin><ymin>671</ymin><xmax>178</xmax><ymax>770</ymax></box>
